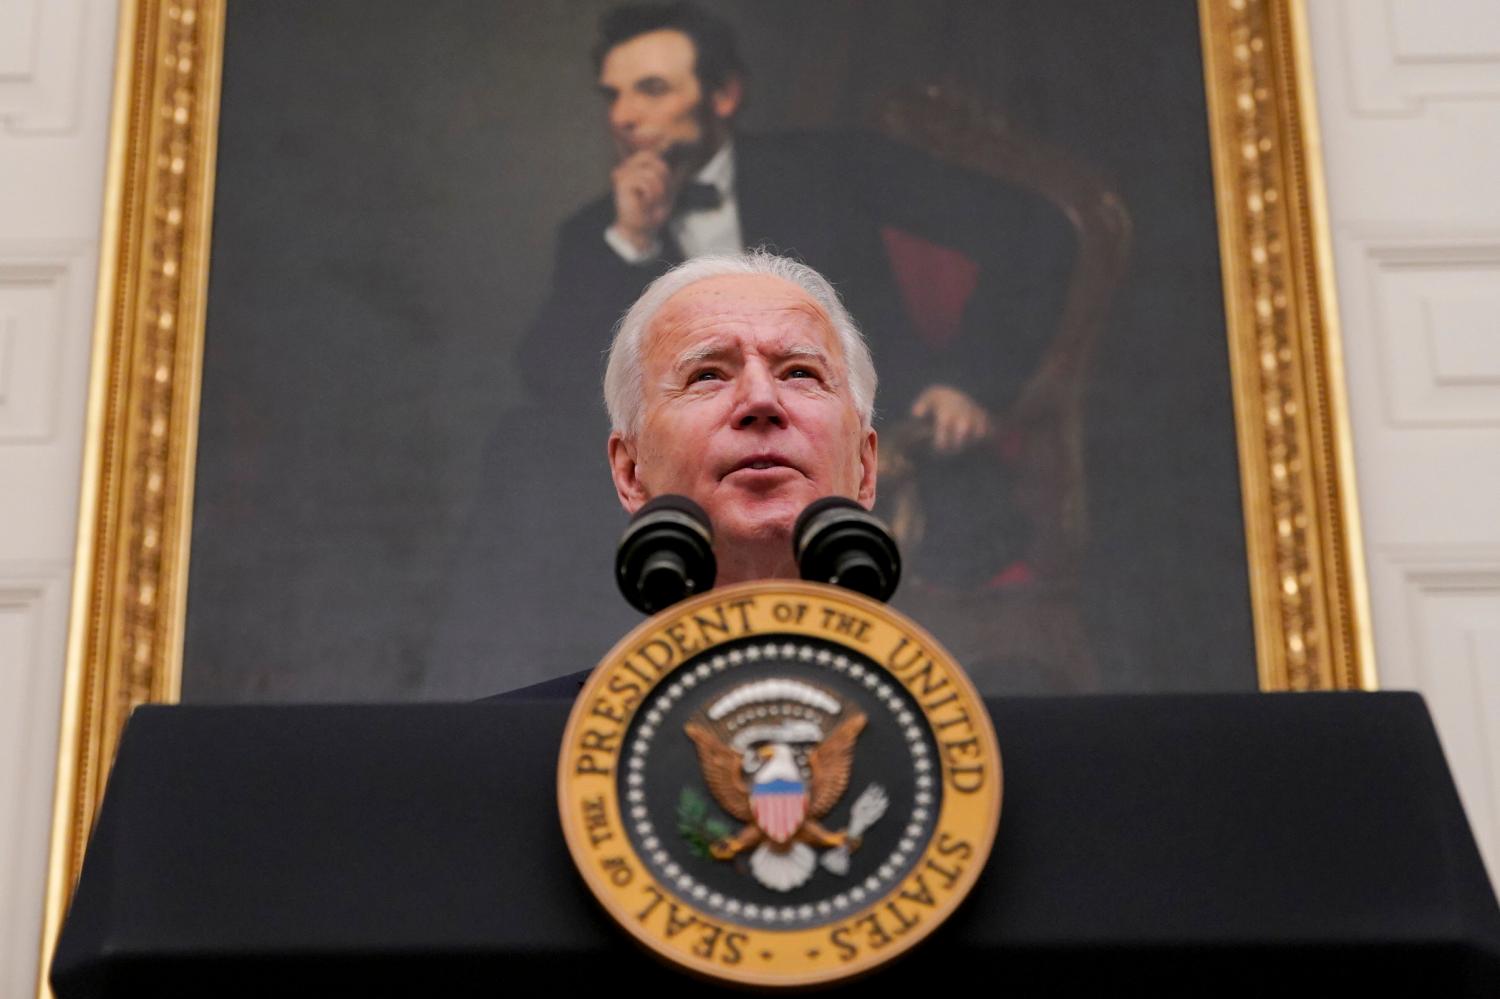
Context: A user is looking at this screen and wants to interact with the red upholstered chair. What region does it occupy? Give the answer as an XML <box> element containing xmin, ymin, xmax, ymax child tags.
<box><xmin>872</xmin><ymin>84</ymin><xmax>1132</xmax><ymax>690</ymax></box>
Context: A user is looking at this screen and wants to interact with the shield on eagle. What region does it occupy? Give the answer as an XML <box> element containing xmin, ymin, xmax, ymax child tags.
<box><xmin>750</xmin><ymin>776</ymin><xmax>808</xmax><ymax>844</ymax></box>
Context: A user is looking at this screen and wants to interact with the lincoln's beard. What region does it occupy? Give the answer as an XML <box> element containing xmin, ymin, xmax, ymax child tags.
<box><xmin>648</xmin><ymin>98</ymin><xmax>728</xmax><ymax>182</ymax></box>
<box><xmin>660</xmin><ymin>136</ymin><xmax>710</xmax><ymax>176</ymax></box>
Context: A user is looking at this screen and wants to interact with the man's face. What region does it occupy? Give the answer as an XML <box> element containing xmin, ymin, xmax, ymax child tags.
<box><xmin>610</xmin><ymin>275</ymin><xmax>877</xmax><ymax>555</ymax></box>
<box><xmin>597</xmin><ymin>29</ymin><xmax>739</xmax><ymax>166</ymax></box>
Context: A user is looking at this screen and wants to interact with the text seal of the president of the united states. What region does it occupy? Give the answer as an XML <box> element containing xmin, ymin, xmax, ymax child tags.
<box><xmin>558</xmin><ymin>579</ymin><xmax>1002</xmax><ymax>987</ymax></box>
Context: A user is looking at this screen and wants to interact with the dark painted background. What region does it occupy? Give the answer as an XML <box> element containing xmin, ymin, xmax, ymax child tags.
<box><xmin>184</xmin><ymin>1</ymin><xmax>1253</xmax><ymax>701</ymax></box>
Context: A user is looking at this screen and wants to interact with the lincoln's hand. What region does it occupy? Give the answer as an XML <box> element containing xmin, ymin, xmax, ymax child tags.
<box><xmin>911</xmin><ymin>385</ymin><xmax>991</xmax><ymax>455</ymax></box>
<box><xmin>609</xmin><ymin>150</ymin><xmax>674</xmax><ymax>254</ymax></box>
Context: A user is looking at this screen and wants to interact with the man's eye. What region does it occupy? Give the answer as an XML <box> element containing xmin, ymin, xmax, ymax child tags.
<box><xmin>786</xmin><ymin>367</ymin><xmax>818</xmax><ymax>379</ymax></box>
<box><xmin>691</xmin><ymin>370</ymin><xmax>722</xmax><ymax>382</ymax></box>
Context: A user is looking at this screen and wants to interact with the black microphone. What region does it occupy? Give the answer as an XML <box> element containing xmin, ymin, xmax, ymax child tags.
<box><xmin>616</xmin><ymin>495</ymin><xmax>717</xmax><ymax>615</ymax></box>
<box><xmin>793</xmin><ymin>497</ymin><xmax>902</xmax><ymax>603</ymax></box>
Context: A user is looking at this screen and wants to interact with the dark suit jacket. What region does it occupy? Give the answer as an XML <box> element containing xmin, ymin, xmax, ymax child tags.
<box><xmin>517</xmin><ymin>130</ymin><xmax>1076</xmax><ymax>424</ymax></box>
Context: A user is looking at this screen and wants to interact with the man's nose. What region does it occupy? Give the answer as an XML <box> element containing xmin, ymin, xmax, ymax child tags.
<box><xmin>733</xmin><ymin>364</ymin><xmax>787</xmax><ymax>428</ymax></box>
<box><xmin>609</xmin><ymin>94</ymin><xmax>639</xmax><ymax>132</ymax></box>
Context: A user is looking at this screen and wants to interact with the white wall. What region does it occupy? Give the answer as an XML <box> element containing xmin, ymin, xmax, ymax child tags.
<box><xmin>1306</xmin><ymin>0</ymin><xmax>1500</xmax><ymax>881</ymax></box>
<box><xmin>0</xmin><ymin>0</ymin><xmax>116</xmax><ymax>995</ymax></box>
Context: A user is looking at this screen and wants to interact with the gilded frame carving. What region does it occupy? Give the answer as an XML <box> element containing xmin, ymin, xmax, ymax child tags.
<box><xmin>38</xmin><ymin>0</ymin><xmax>1371</xmax><ymax>988</ymax></box>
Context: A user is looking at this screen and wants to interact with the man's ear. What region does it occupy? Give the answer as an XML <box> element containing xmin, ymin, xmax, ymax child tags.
<box><xmin>608</xmin><ymin>431</ymin><xmax>650</xmax><ymax>514</ymax></box>
<box><xmin>710</xmin><ymin>75</ymin><xmax>743</xmax><ymax>121</ymax></box>
<box><xmin>857</xmin><ymin>428</ymin><xmax>878</xmax><ymax>509</ymax></box>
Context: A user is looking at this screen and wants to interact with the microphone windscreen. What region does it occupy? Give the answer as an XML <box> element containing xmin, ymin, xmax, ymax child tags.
<box><xmin>793</xmin><ymin>496</ymin><xmax>901</xmax><ymax>602</ymax></box>
<box><xmin>617</xmin><ymin>494</ymin><xmax>716</xmax><ymax>614</ymax></box>
<box><xmin>634</xmin><ymin>494</ymin><xmax>712</xmax><ymax>532</ymax></box>
<box><xmin>793</xmin><ymin>496</ymin><xmax>867</xmax><ymax>558</ymax></box>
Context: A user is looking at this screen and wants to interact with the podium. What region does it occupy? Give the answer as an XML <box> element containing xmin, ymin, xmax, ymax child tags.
<box><xmin>51</xmin><ymin>692</ymin><xmax>1500</xmax><ymax>996</ymax></box>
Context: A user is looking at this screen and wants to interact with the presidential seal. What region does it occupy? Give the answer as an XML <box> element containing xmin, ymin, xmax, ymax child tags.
<box><xmin>557</xmin><ymin>580</ymin><xmax>1002</xmax><ymax>987</ymax></box>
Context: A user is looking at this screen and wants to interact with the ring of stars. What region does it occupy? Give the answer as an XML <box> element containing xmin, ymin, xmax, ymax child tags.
<box><xmin>622</xmin><ymin>639</ymin><xmax>939</xmax><ymax>931</ymax></box>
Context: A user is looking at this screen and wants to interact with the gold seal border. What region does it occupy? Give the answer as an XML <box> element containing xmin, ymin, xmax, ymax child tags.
<box><xmin>557</xmin><ymin>580</ymin><xmax>1002</xmax><ymax>988</ymax></box>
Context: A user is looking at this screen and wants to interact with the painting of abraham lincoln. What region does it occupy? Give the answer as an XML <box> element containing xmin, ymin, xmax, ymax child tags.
<box><xmin>182</xmin><ymin>0</ymin><xmax>1252</xmax><ymax>702</ymax></box>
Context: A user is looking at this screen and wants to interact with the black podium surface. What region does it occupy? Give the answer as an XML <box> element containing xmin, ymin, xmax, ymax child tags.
<box><xmin>52</xmin><ymin>693</ymin><xmax>1500</xmax><ymax>996</ymax></box>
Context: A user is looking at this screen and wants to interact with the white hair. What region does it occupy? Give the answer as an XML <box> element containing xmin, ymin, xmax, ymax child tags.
<box><xmin>602</xmin><ymin>251</ymin><xmax>877</xmax><ymax>435</ymax></box>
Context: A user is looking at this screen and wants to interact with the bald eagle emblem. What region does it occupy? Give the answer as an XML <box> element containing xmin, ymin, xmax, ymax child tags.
<box><xmin>683</xmin><ymin>678</ymin><xmax>888</xmax><ymax>892</ymax></box>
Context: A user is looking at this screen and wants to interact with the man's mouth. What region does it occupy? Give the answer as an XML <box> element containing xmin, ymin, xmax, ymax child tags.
<box><xmin>723</xmin><ymin>455</ymin><xmax>800</xmax><ymax>479</ymax></box>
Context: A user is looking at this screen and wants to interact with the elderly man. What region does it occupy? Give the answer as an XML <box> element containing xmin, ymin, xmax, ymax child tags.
<box><xmin>604</xmin><ymin>251</ymin><xmax>877</xmax><ymax>582</ymax></box>
<box><xmin>490</xmin><ymin>251</ymin><xmax>876</xmax><ymax>699</ymax></box>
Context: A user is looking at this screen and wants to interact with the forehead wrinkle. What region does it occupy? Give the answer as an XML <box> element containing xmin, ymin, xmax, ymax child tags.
<box><xmin>643</xmin><ymin>276</ymin><xmax>849</xmax><ymax>376</ymax></box>
<box><xmin>657</xmin><ymin>277</ymin><xmax>827</xmax><ymax>319</ymax></box>
<box><xmin>652</xmin><ymin>300</ymin><xmax>835</xmax><ymax>348</ymax></box>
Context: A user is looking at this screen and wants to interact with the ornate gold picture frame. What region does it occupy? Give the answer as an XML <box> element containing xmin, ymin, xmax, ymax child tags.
<box><xmin>39</xmin><ymin>0</ymin><xmax>1371</xmax><ymax>988</ymax></box>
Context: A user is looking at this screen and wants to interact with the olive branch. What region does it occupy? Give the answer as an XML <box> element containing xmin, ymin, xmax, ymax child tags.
<box><xmin>677</xmin><ymin>787</ymin><xmax>733</xmax><ymax>859</ymax></box>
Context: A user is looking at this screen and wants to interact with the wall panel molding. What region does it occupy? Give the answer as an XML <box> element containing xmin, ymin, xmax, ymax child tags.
<box><xmin>0</xmin><ymin>0</ymin><xmax>125</xmax><ymax>995</ymax></box>
<box><xmin>1370</xmin><ymin>544</ymin><xmax>1500</xmax><ymax>880</ymax></box>
<box><xmin>1313</xmin><ymin>0</ymin><xmax>1500</xmax><ymax>892</ymax></box>
<box><xmin>1340</xmin><ymin>0</ymin><xmax>1500</xmax><ymax>115</ymax></box>
<box><xmin>0</xmin><ymin>0</ymin><xmax>89</xmax><ymax>134</ymax></box>
<box><xmin>1368</xmin><ymin>544</ymin><xmax>1500</xmax><ymax>689</ymax></box>
<box><xmin>1344</xmin><ymin>231</ymin><xmax>1500</xmax><ymax>427</ymax></box>
<box><xmin>0</xmin><ymin>243</ymin><xmax>89</xmax><ymax>442</ymax></box>
<box><xmin>0</xmin><ymin>564</ymin><xmax>67</xmax><ymax>999</ymax></box>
